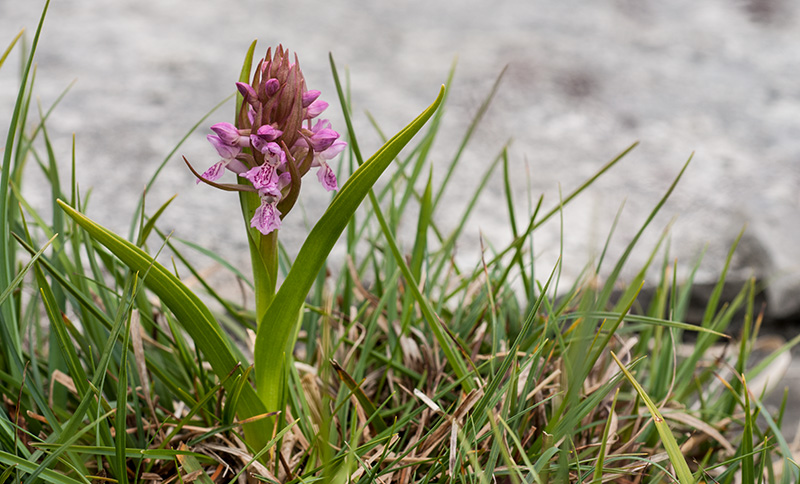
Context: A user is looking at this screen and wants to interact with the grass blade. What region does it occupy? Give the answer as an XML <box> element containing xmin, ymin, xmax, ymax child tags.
<box><xmin>56</xmin><ymin>200</ymin><xmax>271</xmax><ymax>452</ymax></box>
<box><xmin>254</xmin><ymin>78</ymin><xmax>445</xmax><ymax>416</ymax></box>
<box><xmin>610</xmin><ymin>351</ymin><xmax>694</xmax><ymax>484</ymax></box>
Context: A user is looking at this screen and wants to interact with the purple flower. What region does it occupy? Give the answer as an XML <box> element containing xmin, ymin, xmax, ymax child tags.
<box><xmin>249</xmin><ymin>125</ymin><xmax>283</xmax><ymax>152</ymax></box>
<box><xmin>198</xmin><ymin>134</ymin><xmax>248</xmax><ymax>183</ymax></box>
<box><xmin>210</xmin><ymin>122</ymin><xmax>250</xmax><ymax>147</ymax></box>
<box><xmin>265</xmin><ymin>78</ymin><xmax>280</xmax><ymax>96</ymax></box>
<box><xmin>312</xmin><ymin>139</ymin><xmax>346</xmax><ymax>191</ymax></box>
<box><xmin>298</xmin><ymin>119</ymin><xmax>340</xmax><ymax>152</ymax></box>
<box><xmin>305</xmin><ymin>99</ymin><xmax>328</xmax><ymax>119</ymax></box>
<box><xmin>302</xmin><ymin>90</ymin><xmax>321</xmax><ymax>108</ymax></box>
<box><xmin>256</xmin><ymin>124</ymin><xmax>283</xmax><ymax>141</ymax></box>
<box><xmin>236</xmin><ymin>82</ymin><xmax>258</xmax><ymax>104</ymax></box>
<box><xmin>251</xmin><ymin>202</ymin><xmax>281</xmax><ymax>234</ymax></box>
<box><xmin>249</xmin><ymin>138</ymin><xmax>286</xmax><ymax>168</ymax></box>
<box><xmin>249</xmin><ymin>171</ymin><xmax>291</xmax><ymax>234</ymax></box>
<box><xmin>208</xmin><ymin>134</ymin><xmax>240</xmax><ymax>159</ymax></box>
<box><xmin>191</xmin><ymin>45</ymin><xmax>346</xmax><ymax>231</ymax></box>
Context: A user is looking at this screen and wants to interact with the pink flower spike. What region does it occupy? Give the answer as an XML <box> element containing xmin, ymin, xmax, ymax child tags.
<box><xmin>302</xmin><ymin>90</ymin><xmax>321</xmax><ymax>108</ymax></box>
<box><xmin>196</xmin><ymin>161</ymin><xmax>225</xmax><ymax>184</ymax></box>
<box><xmin>316</xmin><ymin>163</ymin><xmax>338</xmax><ymax>191</ymax></box>
<box><xmin>305</xmin><ymin>99</ymin><xmax>328</xmax><ymax>119</ymax></box>
<box><xmin>251</xmin><ymin>200</ymin><xmax>282</xmax><ymax>234</ymax></box>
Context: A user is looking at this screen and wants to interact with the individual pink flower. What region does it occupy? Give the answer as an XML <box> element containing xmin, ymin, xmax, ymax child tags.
<box><xmin>302</xmin><ymin>90</ymin><xmax>321</xmax><ymax>107</ymax></box>
<box><xmin>210</xmin><ymin>122</ymin><xmax>250</xmax><ymax>147</ymax></box>
<box><xmin>197</xmin><ymin>135</ymin><xmax>247</xmax><ymax>184</ymax></box>
<box><xmin>250</xmin><ymin>172</ymin><xmax>291</xmax><ymax>234</ymax></box>
<box><xmin>305</xmin><ymin>99</ymin><xmax>328</xmax><ymax>120</ymax></box>
<box><xmin>312</xmin><ymin>139</ymin><xmax>345</xmax><ymax>191</ymax></box>
<box><xmin>294</xmin><ymin>119</ymin><xmax>346</xmax><ymax>191</ymax></box>
<box><xmin>251</xmin><ymin>201</ymin><xmax>281</xmax><ymax>234</ymax></box>
<box><xmin>236</xmin><ymin>82</ymin><xmax>258</xmax><ymax>104</ymax></box>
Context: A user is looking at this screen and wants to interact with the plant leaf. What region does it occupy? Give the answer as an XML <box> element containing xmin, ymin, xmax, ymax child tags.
<box><xmin>56</xmin><ymin>200</ymin><xmax>272</xmax><ymax>452</ymax></box>
<box><xmin>254</xmin><ymin>83</ymin><xmax>445</xmax><ymax>414</ymax></box>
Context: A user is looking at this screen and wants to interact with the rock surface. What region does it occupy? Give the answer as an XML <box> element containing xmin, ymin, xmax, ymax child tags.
<box><xmin>2</xmin><ymin>0</ymin><xmax>799</xmax><ymax>435</ymax></box>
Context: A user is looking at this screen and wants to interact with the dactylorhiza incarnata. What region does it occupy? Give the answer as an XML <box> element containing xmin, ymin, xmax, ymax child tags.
<box><xmin>187</xmin><ymin>45</ymin><xmax>346</xmax><ymax>235</ymax></box>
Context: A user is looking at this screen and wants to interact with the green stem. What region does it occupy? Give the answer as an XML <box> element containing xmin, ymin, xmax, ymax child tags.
<box><xmin>253</xmin><ymin>229</ymin><xmax>278</xmax><ymax>326</ymax></box>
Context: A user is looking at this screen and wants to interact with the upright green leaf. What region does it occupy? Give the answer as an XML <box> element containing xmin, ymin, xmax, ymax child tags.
<box><xmin>57</xmin><ymin>200</ymin><xmax>271</xmax><ymax>452</ymax></box>
<box><xmin>254</xmin><ymin>83</ymin><xmax>445</xmax><ymax>416</ymax></box>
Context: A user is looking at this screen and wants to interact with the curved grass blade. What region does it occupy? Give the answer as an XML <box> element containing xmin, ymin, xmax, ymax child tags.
<box><xmin>0</xmin><ymin>451</ymin><xmax>86</xmax><ymax>484</ymax></box>
<box><xmin>330</xmin><ymin>360</ymin><xmax>388</xmax><ymax>435</ymax></box>
<box><xmin>254</xmin><ymin>82</ymin><xmax>445</xmax><ymax>416</ymax></box>
<box><xmin>1</xmin><ymin>0</ymin><xmax>52</xmax><ymax>380</ymax></box>
<box><xmin>0</xmin><ymin>233</ymin><xmax>56</xmax><ymax>306</ymax></box>
<box><xmin>367</xmin><ymin>187</ymin><xmax>473</xmax><ymax>389</ymax></box>
<box><xmin>56</xmin><ymin>200</ymin><xmax>271</xmax><ymax>452</ymax></box>
<box><xmin>137</xmin><ymin>194</ymin><xmax>176</xmax><ymax>246</ymax></box>
<box><xmin>0</xmin><ymin>29</ymin><xmax>24</xmax><ymax>70</ymax></box>
<box><xmin>610</xmin><ymin>351</ymin><xmax>694</xmax><ymax>484</ymax></box>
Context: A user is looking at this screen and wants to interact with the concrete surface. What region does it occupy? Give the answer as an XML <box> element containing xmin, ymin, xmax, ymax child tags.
<box><xmin>1</xmin><ymin>0</ymin><xmax>799</xmax><ymax>439</ymax></box>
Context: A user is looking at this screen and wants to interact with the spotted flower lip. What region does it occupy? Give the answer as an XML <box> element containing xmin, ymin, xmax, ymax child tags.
<box><xmin>251</xmin><ymin>201</ymin><xmax>281</xmax><ymax>234</ymax></box>
<box><xmin>242</xmin><ymin>163</ymin><xmax>280</xmax><ymax>192</ymax></box>
<box><xmin>249</xmin><ymin>171</ymin><xmax>291</xmax><ymax>234</ymax></box>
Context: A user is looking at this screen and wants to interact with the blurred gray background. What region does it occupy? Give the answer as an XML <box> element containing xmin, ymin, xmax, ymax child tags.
<box><xmin>2</xmin><ymin>3</ymin><xmax>799</xmax><ymax>322</ymax></box>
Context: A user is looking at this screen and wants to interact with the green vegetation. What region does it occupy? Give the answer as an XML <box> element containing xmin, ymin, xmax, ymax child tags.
<box><xmin>1</xmin><ymin>4</ymin><xmax>798</xmax><ymax>483</ymax></box>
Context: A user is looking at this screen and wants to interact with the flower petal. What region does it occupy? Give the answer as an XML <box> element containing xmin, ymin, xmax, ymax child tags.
<box><xmin>319</xmin><ymin>139</ymin><xmax>347</xmax><ymax>161</ymax></box>
<box><xmin>236</xmin><ymin>82</ymin><xmax>258</xmax><ymax>103</ymax></box>
<box><xmin>197</xmin><ymin>161</ymin><xmax>226</xmax><ymax>184</ymax></box>
<box><xmin>250</xmin><ymin>200</ymin><xmax>282</xmax><ymax>234</ymax></box>
<box><xmin>305</xmin><ymin>99</ymin><xmax>328</xmax><ymax>119</ymax></box>
<box><xmin>207</xmin><ymin>134</ymin><xmax>240</xmax><ymax>159</ymax></box>
<box><xmin>242</xmin><ymin>163</ymin><xmax>278</xmax><ymax>190</ymax></box>
<box><xmin>308</xmin><ymin>128</ymin><xmax>339</xmax><ymax>152</ymax></box>
<box><xmin>302</xmin><ymin>90</ymin><xmax>321</xmax><ymax>108</ymax></box>
<box><xmin>265</xmin><ymin>78</ymin><xmax>280</xmax><ymax>96</ymax></box>
<box><xmin>316</xmin><ymin>163</ymin><xmax>338</xmax><ymax>191</ymax></box>
<box><xmin>255</xmin><ymin>124</ymin><xmax>283</xmax><ymax>142</ymax></box>
<box><xmin>210</xmin><ymin>122</ymin><xmax>241</xmax><ymax>145</ymax></box>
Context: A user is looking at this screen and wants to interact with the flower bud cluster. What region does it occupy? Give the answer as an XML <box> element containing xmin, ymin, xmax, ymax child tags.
<box><xmin>195</xmin><ymin>45</ymin><xmax>346</xmax><ymax>235</ymax></box>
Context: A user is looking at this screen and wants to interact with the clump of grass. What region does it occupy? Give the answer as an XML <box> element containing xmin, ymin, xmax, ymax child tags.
<box><xmin>2</xmin><ymin>4</ymin><xmax>799</xmax><ymax>484</ymax></box>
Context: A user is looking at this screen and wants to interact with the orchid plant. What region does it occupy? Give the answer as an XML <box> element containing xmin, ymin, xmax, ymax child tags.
<box><xmin>186</xmin><ymin>45</ymin><xmax>346</xmax><ymax>324</ymax></box>
<box><xmin>60</xmin><ymin>41</ymin><xmax>446</xmax><ymax>454</ymax></box>
<box><xmin>8</xmin><ymin>7</ymin><xmax>799</xmax><ymax>480</ymax></box>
